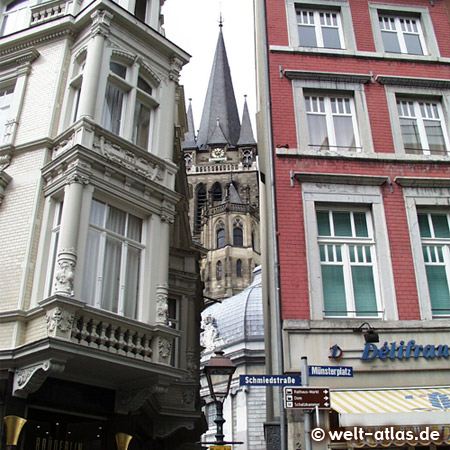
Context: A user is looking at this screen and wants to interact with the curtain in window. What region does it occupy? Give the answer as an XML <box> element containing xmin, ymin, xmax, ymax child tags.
<box><xmin>103</xmin><ymin>84</ymin><xmax>124</xmax><ymax>135</ymax></box>
<box><xmin>352</xmin><ymin>266</ymin><xmax>378</xmax><ymax>316</ymax></box>
<box><xmin>426</xmin><ymin>266</ymin><xmax>450</xmax><ymax>315</ymax></box>
<box><xmin>133</xmin><ymin>100</ymin><xmax>151</xmax><ymax>149</ymax></box>
<box><xmin>101</xmin><ymin>236</ymin><xmax>122</xmax><ymax>313</ymax></box>
<box><xmin>124</xmin><ymin>245</ymin><xmax>140</xmax><ymax>318</ymax></box>
<box><xmin>322</xmin><ymin>265</ymin><xmax>347</xmax><ymax>316</ymax></box>
<box><xmin>82</xmin><ymin>228</ymin><xmax>101</xmax><ymax>306</ymax></box>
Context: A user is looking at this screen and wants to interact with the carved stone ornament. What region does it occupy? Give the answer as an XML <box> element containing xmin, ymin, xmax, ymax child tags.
<box><xmin>13</xmin><ymin>360</ymin><xmax>65</xmax><ymax>398</ymax></box>
<box><xmin>158</xmin><ymin>337</ymin><xmax>172</xmax><ymax>361</ymax></box>
<box><xmin>116</xmin><ymin>384</ymin><xmax>168</xmax><ymax>414</ymax></box>
<box><xmin>155</xmin><ymin>284</ymin><xmax>168</xmax><ymax>324</ymax></box>
<box><xmin>185</xmin><ymin>349</ymin><xmax>199</xmax><ymax>381</ymax></box>
<box><xmin>182</xmin><ymin>389</ymin><xmax>195</xmax><ymax>405</ymax></box>
<box><xmin>54</xmin><ymin>249</ymin><xmax>76</xmax><ymax>295</ymax></box>
<box><xmin>46</xmin><ymin>307</ymin><xmax>75</xmax><ymax>337</ymax></box>
<box><xmin>66</xmin><ymin>172</ymin><xmax>90</xmax><ymax>185</ymax></box>
<box><xmin>90</xmin><ymin>9</ymin><xmax>113</xmax><ymax>38</ymax></box>
<box><xmin>200</xmin><ymin>315</ymin><xmax>224</xmax><ymax>352</ymax></box>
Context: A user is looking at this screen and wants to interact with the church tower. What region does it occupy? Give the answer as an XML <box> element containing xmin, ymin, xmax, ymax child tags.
<box><xmin>183</xmin><ymin>25</ymin><xmax>260</xmax><ymax>301</ymax></box>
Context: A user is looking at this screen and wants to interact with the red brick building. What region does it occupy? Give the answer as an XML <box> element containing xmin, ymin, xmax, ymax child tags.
<box><xmin>255</xmin><ymin>0</ymin><xmax>450</xmax><ymax>448</ymax></box>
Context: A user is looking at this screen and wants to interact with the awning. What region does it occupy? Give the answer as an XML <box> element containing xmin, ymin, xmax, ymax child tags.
<box><xmin>331</xmin><ymin>387</ymin><xmax>450</xmax><ymax>426</ymax></box>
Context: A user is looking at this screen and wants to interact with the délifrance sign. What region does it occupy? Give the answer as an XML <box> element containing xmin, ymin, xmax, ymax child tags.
<box><xmin>361</xmin><ymin>340</ymin><xmax>450</xmax><ymax>361</ymax></box>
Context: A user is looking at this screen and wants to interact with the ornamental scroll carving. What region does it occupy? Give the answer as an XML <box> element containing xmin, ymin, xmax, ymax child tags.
<box><xmin>158</xmin><ymin>337</ymin><xmax>172</xmax><ymax>362</ymax></box>
<box><xmin>13</xmin><ymin>360</ymin><xmax>65</xmax><ymax>398</ymax></box>
<box><xmin>155</xmin><ymin>284</ymin><xmax>168</xmax><ymax>325</ymax></box>
<box><xmin>54</xmin><ymin>248</ymin><xmax>76</xmax><ymax>296</ymax></box>
<box><xmin>46</xmin><ymin>307</ymin><xmax>75</xmax><ymax>338</ymax></box>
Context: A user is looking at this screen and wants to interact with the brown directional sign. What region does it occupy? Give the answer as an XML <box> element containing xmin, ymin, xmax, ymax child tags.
<box><xmin>284</xmin><ymin>387</ymin><xmax>331</xmax><ymax>409</ymax></box>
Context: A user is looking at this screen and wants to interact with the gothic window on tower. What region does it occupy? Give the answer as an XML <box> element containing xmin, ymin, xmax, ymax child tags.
<box><xmin>184</xmin><ymin>153</ymin><xmax>193</xmax><ymax>170</ymax></box>
<box><xmin>212</xmin><ymin>182</ymin><xmax>223</xmax><ymax>202</ymax></box>
<box><xmin>195</xmin><ymin>185</ymin><xmax>207</xmax><ymax>234</ymax></box>
<box><xmin>236</xmin><ymin>259</ymin><xmax>242</xmax><ymax>277</ymax></box>
<box><xmin>216</xmin><ymin>221</ymin><xmax>225</xmax><ymax>249</ymax></box>
<box><xmin>242</xmin><ymin>149</ymin><xmax>253</xmax><ymax>166</ymax></box>
<box><xmin>233</xmin><ymin>219</ymin><xmax>244</xmax><ymax>247</ymax></box>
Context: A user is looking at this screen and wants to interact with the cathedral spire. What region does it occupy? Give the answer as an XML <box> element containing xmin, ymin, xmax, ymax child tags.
<box><xmin>182</xmin><ymin>99</ymin><xmax>197</xmax><ymax>149</ymax></box>
<box><xmin>196</xmin><ymin>26</ymin><xmax>241</xmax><ymax>149</ymax></box>
<box><xmin>237</xmin><ymin>96</ymin><xmax>256</xmax><ymax>146</ymax></box>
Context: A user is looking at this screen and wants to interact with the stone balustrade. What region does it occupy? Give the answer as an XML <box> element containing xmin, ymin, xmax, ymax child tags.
<box><xmin>30</xmin><ymin>0</ymin><xmax>69</xmax><ymax>26</ymax></box>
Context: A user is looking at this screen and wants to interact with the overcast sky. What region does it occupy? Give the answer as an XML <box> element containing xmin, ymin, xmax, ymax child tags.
<box><xmin>162</xmin><ymin>0</ymin><xmax>256</xmax><ymax>134</ymax></box>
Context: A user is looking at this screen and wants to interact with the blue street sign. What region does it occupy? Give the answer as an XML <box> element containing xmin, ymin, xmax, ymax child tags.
<box><xmin>309</xmin><ymin>365</ymin><xmax>353</xmax><ymax>377</ymax></box>
<box><xmin>240</xmin><ymin>375</ymin><xmax>301</xmax><ymax>386</ymax></box>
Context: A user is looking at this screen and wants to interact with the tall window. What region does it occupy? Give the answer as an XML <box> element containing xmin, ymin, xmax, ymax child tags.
<box><xmin>397</xmin><ymin>99</ymin><xmax>448</xmax><ymax>155</ymax></box>
<box><xmin>419</xmin><ymin>212</ymin><xmax>450</xmax><ymax>316</ymax></box>
<box><xmin>82</xmin><ymin>199</ymin><xmax>143</xmax><ymax>319</ymax></box>
<box><xmin>233</xmin><ymin>220</ymin><xmax>243</xmax><ymax>247</ymax></box>
<box><xmin>134</xmin><ymin>0</ymin><xmax>148</xmax><ymax>22</ymax></box>
<box><xmin>378</xmin><ymin>15</ymin><xmax>426</xmax><ymax>55</ymax></box>
<box><xmin>296</xmin><ymin>9</ymin><xmax>344</xmax><ymax>49</ymax></box>
<box><xmin>212</xmin><ymin>182</ymin><xmax>222</xmax><ymax>202</ymax></box>
<box><xmin>195</xmin><ymin>185</ymin><xmax>206</xmax><ymax>234</ymax></box>
<box><xmin>236</xmin><ymin>259</ymin><xmax>242</xmax><ymax>277</ymax></box>
<box><xmin>168</xmin><ymin>298</ymin><xmax>179</xmax><ymax>365</ymax></box>
<box><xmin>305</xmin><ymin>95</ymin><xmax>360</xmax><ymax>152</ymax></box>
<box><xmin>0</xmin><ymin>85</ymin><xmax>14</xmax><ymax>144</ymax></box>
<box><xmin>216</xmin><ymin>222</ymin><xmax>225</xmax><ymax>249</ymax></box>
<box><xmin>103</xmin><ymin>62</ymin><xmax>127</xmax><ymax>135</ymax></box>
<box><xmin>317</xmin><ymin>208</ymin><xmax>380</xmax><ymax>317</ymax></box>
<box><xmin>1</xmin><ymin>0</ymin><xmax>29</xmax><ymax>36</ymax></box>
<box><xmin>216</xmin><ymin>261</ymin><xmax>222</xmax><ymax>280</ymax></box>
<box><xmin>46</xmin><ymin>201</ymin><xmax>64</xmax><ymax>296</ymax></box>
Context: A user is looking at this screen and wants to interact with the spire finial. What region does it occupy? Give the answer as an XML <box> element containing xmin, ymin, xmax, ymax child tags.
<box><xmin>218</xmin><ymin>11</ymin><xmax>224</xmax><ymax>28</ymax></box>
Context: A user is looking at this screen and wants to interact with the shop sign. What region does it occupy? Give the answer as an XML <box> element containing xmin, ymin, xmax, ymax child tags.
<box><xmin>284</xmin><ymin>387</ymin><xmax>331</xmax><ymax>409</ymax></box>
<box><xmin>361</xmin><ymin>340</ymin><xmax>450</xmax><ymax>361</ymax></box>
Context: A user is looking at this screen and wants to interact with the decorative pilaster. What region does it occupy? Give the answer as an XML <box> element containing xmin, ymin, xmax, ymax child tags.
<box><xmin>155</xmin><ymin>284</ymin><xmax>168</xmax><ymax>324</ymax></box>
<box><xmin>53</xmin><ymin>171</ymin><xmax>89</xmax><ymax>296</ymax></box>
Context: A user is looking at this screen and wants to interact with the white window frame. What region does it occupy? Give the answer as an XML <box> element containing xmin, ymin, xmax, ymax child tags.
<box><xmin>82</xmin><ymin>199</ymin><xmax>145</xmax><ymax>319</ymax></box>
<box><xmin>316</xmin><ymin>207</ymin><xmax>381</xmax><ymax>318</ymax></box>
<box><xmin>101</xmin><ymin>57</ymin><xmax>158</xmax><ymax>150</ymax></box>
<box><xmin>384</xmin><ymin>85</ymin><xmax>450</xmax><ymax>157</ymax></box>
<box><xmin>302</xmin><ymin>179</ymin><xmax>397</xmax><ymax>321</ymax></box>
<box><xmin>369</xmin><ymin>3</ymin><xmax>440</xmax><ymax>59</ymax></box>
<box><xmin>286</xmin><ymin>0</ymin><xmax>356</xmax><ymax>53</ymax></box>
<box><xmin>0</xmin><ymin>0</ymin><xmax>30</xmax><ymax>37</ymax></box>
<box><xmin>293</xmin><ymin>79</ymin><xmax>374</xmax><ymax>155</ymax></box>
<box><xmin>403</xmin><ymin>185</ymin><xmax>450</xmax><ymax>320</ymax></box>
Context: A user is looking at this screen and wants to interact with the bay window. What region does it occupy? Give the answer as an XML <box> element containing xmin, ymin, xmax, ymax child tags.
<box><xmin>82</xmin><ymin>199</ymin><xmax>143</xmax><ymax>319</ymax></box>
<box><xmin>316</xmin><ymin>208</ymin><xmax>380</xmax><ymax>317</ymax></box>
<box><xmin>418</xmin><ymin>212</ymin><xmax>450</xmax><ymax>316</ymax></box>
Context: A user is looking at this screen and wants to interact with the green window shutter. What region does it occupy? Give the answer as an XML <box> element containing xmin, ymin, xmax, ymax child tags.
<box><xmin>322</xmin><ymin>265</ymin><xmax>347</xmax><ymax>316</ymax></box>
<box><xmin>426</xmin><ymin>266</ymin><xmax>450</xmax><ymax>315</ymax></box>
<box><xmin>352</xmin><ymin>266</ymin><xmax>378</xmax><ymax>316</ymax></box>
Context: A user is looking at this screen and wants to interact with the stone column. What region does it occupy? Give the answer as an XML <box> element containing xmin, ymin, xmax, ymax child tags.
<box><xmin>53</xmin><ymin>172</ymin><xmax>89</xmax><ymax>296</ymax></box>
<box><xmin>76</xmin><ymin>10</ymin><xmax>112</xmax><ymax>121</ymax></box>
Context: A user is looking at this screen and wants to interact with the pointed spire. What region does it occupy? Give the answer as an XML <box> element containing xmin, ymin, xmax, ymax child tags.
<box><xmin>222</xmin><ymin>180</ymin><xmax>243</xmax><ymax>204</ymax></box>
<box><xmin>182</xmin><ymin>99</ymin><xmax>197</xmax><ymax>149</ymax></box>
<box><xmin>238</xmin><ymin>96</ymin><xmax>256</xmax><ymax>146</ymax></box>
<box><xmin>196</xmin><ymin>27</ymin><xmax>241</xmax><ymax>149</ymax></box>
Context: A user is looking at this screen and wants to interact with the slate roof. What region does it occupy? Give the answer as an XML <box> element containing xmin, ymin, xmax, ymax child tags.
<box><xmin>196</xmin><ymin>27</ymin><xmax>241</xmax><ymax>149</ymax></box>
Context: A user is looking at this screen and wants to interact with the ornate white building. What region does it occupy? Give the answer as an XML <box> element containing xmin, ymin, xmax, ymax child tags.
<box><xmin>0</xmin><ymin>0</ymin><xmax>205</xmax><ymax>448</ymax></box>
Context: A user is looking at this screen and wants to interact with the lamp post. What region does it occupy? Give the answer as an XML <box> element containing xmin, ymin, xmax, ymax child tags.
<box><xmin>204</xmin><ymin>350</ymin><xmax>237</xmax><ymax>445</ymax></box>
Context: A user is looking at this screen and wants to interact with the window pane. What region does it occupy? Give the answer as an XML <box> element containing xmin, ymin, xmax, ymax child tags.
<box><xmin>316</xmin><ymin>211</ymin><xmax>331</xmax><ymax>236</ymax></box>
<box><xmin>322</xmin><ymin>265</ymin><xmax>347</xmax><ymax>316</ymax></box>
<box><xmin>322</xmin><ymin>27</ymin><xmax>341</xmax><ymax>49</ymax></box>
<box><xmin>432</xmin><ymin>214</ymin><xmax>450</xmax><ymax>238</ymax></box>
<box><xmin>418</xmin><ymin>214</ymin><xmax>431</xmax><ymax>237</ymax></box>
<box><xmin>89</xmin><ymin>200</ymin><xmax>106</xmax><ymax>227</ymax></box>
<box><xmin>127</xmin><ymin>214</ymin><xmax>143</xmax><ymax>241</ymax></box>
<box><xmin>134</xmin><ymin>0</ymin><xmax>146</xmax><ymax>21</ymax></box>
<box><xmin>124</xmin><ymin>245</ymin><xmax>140</xmax><ymax>319</ymax></box>
<box><xmin>354</xmin><ymin>212</ymin><xmax>368</xmax><ymax>237</ymax></box>
<box><xmin>333</xmin><ymin>211</ymin><xmax>352</xmax><ymax>236</ymax></box>
<box><xmin>101</xmin><ymin>237</ymin><xmax>122</xmax><ymax>313</ymax></box>
<box><xmin>103</xmin><ymin>84</ymin><xmax>124</xmax><ymax>135</ymax></box>
<box><xmin>424</xmin><ymin>120</ymin><xmax>446</xmax><ymax>155</ymax></box>
<box><xmin>138</xmin><ymin>76</ymin><xmax>152</xmax><ymax>95</ymax></box>
<box><xmin>236</xmin><ymin>259</ymin><xmax>242</xmax><ymax>277</ymax></box>
<box><xmin>404</xmin><ymin>33</ymin><xmax>423</xmax><ymax>55</ymax></box>
<box><xmin>352</xmin><ymin>266</ymin><xmax>378</xmax><ymax>316</ymax></box>
<box><xmin>106</xmin><ymin>205</ymin><xmax>126</xmax><ymax>235</ymax></box>
<box><xmin>109</xmin><ymin>62</ymin><xmax>127</xmax><ymax>79</ymax></box>
<box><xmin>333</xmin><ymin>116</ymin><xmax>356</xmax><ymax>151</ymax></box>
<box><xmin>307</xmin><ymin>114</ymin><xmax>328</xmax><ymax>150</ymax></box>
<box><xmin>298</xmin><ymin>25</ymin><xmax>317</xmax><ymax>47</ymax></box>
<box><xmin>217</xmin><ymin>228</ymin><xmax>225</xmax><ymax>248</ymax></box>
<box><xmin>233</xmin><ymin>227</ymin><xmax>243</xmax><ymax>246</ymax></box>
<box><xmin>381</xmin><ymin>31</ymin><xmax>401</xmax><ymax>53</ymax></box>
<box><xmin>133</xmin><ymin>100</ymin><xmax>151</xmax><ymax>149</ymax></box>
<box><xmin>400</xmin><ymin>118</ymin><xmax>422</xmax><ymax>154</ymax></box>
<box><xmin>82</xmin><ymin>229</ymin><xmax>101</xmax><ymax>305</ymax></box>
<box><xmin>426</xmin><ymin>266</ymin><xmax>450</xmax><ymax>316</ymax></box>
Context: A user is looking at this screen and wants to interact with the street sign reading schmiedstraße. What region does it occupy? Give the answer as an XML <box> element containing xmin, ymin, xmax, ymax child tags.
<box><xmin>239</xmin><ymin>375</ymin><xmax>301</xmax><ymax>386</ymax></box>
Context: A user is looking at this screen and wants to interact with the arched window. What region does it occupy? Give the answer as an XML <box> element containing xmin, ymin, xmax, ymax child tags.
<box><xmin>242</xmin><ymin>149</ymin><xmax>252</xmax><ymax>166</ymax></box>
<box><xmin>195</xmin><ymin>185</ymin><xmax>207</xmax><ymax>234</ymax></box>
<box><xmin>236</xmin><ymin>259</ymin><xmax>242</xmax><ymax>277</ymax></box>
<box><xmin>184</xmin><ymin>153</ymin><xmax>192</xmax><ymax>170</ymax></box>
<box><xmin>216</xmin><ymin>222</ymin><xmax>225</xmax><ymax>248</ymax></box>
<box><xmin>233</xmin><ymin>218</ymin><xmax>244</xmax><ymax>247</ymax></box>
<box><xmin>212</xmin><ymin>182</ymin><xmax>222</xmax><ymax>202</ymax></box>
<box><xmin>1</xmin><ymin>0</ymin><xmax>29</xmax><ymax>36</ymax></box>
<box><xmin>216</xmin><ymin>261</ymin><xmax>222</xmax><ymax>280</ymax></box>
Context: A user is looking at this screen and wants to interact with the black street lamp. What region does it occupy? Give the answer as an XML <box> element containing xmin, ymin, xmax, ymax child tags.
<box><xmin>204</xmin><ymin>350</ymin><xmax>237</xmax><ymax>445</ymax></box>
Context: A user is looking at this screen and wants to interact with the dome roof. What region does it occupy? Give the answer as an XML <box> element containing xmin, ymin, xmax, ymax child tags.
<box><xmin>201</xmin><ymin>266</ymin><xmax>263</xmax><ymax>353</ymax></box>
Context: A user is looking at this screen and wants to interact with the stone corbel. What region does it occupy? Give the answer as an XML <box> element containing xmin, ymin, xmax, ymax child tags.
<box><xmin>13</xmin><ymin>360</ymin><xmax>65</xmax><ymax>398</ymax></box>
<box><xmin>115</xmin><ymin>384</ymin><xmax>168</xmax><ymax>414</ymax></box>
<box><xmin>0</xmin><ymin>170</ymin><xmax>12</xmax><ymax>205</ymax></box>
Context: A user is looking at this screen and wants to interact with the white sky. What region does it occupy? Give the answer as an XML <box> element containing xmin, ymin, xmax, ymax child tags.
<box><xmin>162</xmin><ymin>0</ymin><xmax>256</xmax><ymax>134</ymax></box>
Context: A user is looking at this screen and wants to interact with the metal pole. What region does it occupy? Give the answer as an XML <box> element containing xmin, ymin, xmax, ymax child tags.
<box><xmin>301</xmin><ymin>356</ymin><xmax>312</xmax><ymax>450</ymax></box>
<box><xmin>215</xmin><ymin>400</ymin><xmax>225</xmax><ymax>445</ymax></box>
